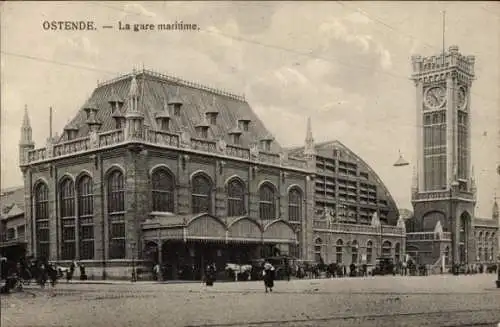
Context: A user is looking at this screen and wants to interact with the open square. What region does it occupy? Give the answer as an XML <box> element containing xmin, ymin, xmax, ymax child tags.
<box><xmin>2</xmin><ymin>275</ymin><xmax>499</xmax><ymax>327</ymax></box>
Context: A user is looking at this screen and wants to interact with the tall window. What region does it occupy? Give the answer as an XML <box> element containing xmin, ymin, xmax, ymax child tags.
<box><xmin>314</xmin><ymin>238</ymin><xmax>323</xmax><ymax>263</ymax></box>
<box><xmin>351</xmin><ymin>240</ymin><xmax>358</xmax><ymax>264</ymax></box>
<box><xmin>444</xmin><ymin>246</ymin><xmax>450</xmax><ymax>265</ymax></box>
<box><xmin>395</xmin><ymin>243</ymin><xmax>401</xmax><ymax>263</ymax></box>
<box><xmin>288</xmin><ymin>188</ymin><xmax>302</xmax><ymax>222</ymax></box>
<box><xmin>107</xmin><ymin>170</ymin><xmax>125</xmax><ymax>259</ymax></box>
<box><xmin>152</xmin><ymin>168</ymin><xmax>175</xmax><ymax>212</ymax></box>
<box><xmin>382</xmin><ymin>240</ymin><xmax>392</xmax><ymax>258</ymax></box>
<box><xmin>259</xmin><ymin>183</ymin><xmax>276</xmax><ymax>220</ymax></box>
<box><xmin>192</xmin><ymin>174</ymin><xmax>212</xmax><ymax>214</ymax></box>
<box><xmin>78</xmin><ymin>175</ymin><xmax>94</xmax><ymax>260</ymax></box>
<box><xmin>366</xmin><ymin>241</ymin><xmax>373</xmax><ymax>264</ymax></box>
<box><xmin>60</xmin><ymin>178</ymin><xmax>76</xmax><ymax>260</ymax></box>
<box><xmin>336</xmin><ymin>239</ymin><xmax>343</xmax><ymax>264</ymax></box>
<box><xmin>227</xmin><ymin>178</ymin><xmax>245</xmax><ymax>216</ymax></box>
<box><xmin>478</xmin><ymin>247</ymin><xmax>483</xmax><ymax>262</ymax></box>
<box><xmin>35</xmin><ymin>183</ymin><xmax>50</xmax><ymax>260</ymax></box>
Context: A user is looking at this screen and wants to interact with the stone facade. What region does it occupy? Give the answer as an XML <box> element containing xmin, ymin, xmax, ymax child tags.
<box><xmin>17</xmin><ymin>69</ymin><xmax>405</xmax><ymax>278</ymax></box>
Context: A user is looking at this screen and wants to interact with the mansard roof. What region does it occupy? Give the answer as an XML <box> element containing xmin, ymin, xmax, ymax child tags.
<box><xmin>59</xmin><ymin>70</ymin><xmax>281</xmax><ymax>152</ymax></box>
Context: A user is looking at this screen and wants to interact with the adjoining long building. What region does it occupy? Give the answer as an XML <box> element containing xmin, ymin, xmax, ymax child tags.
<box><xmin>11</xmin><ymin>69</ymin><xmax>405</xmax><ymax>279</ymax></box>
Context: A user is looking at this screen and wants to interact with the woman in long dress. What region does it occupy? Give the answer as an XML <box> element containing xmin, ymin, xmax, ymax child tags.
<box><xmin>263</xmin><ymin>262</ymin><xmax>275</xmax><ymax>293</ymax></box>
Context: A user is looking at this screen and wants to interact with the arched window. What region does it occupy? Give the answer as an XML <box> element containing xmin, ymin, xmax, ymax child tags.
<box><xmin>288</xmin><ymin>188</ymin><xmax>302</xmax><ymax>222</ymax></box>
<box><xmin>60</xmin><ymin>178</ymin><xmax>75</xmax><ymax>260</ymax></box>
<box><xmin>192</xmin><ymin>174</ymin><xmax>212</xmax><ymax>214</ymax></box>
<box><xmin>336</xmin><ymin>239</ymin><xmax>343</xmax><ymax>264</ymax></box>
<box><xmin>314</xmin><ymin>238</ymin><xmax>323</xmax><ymax>263</ymax></box>
<box><xmin>395</xmin><ymin>243</ymin><xmax>401</xmax><ymax>263</ymax></box>
<box><xmin>227</xmin><ymin>178</ymin><xmax>245</xmax><ymax>216</ymax></box>
<box><xmin>35</xmin><ymin>182</ymin><xmax>50</xmax><ymax>260</ymax></box>
<box><xmin>382</xmin><ymin>240</ymin><xmax>392</xmax><ymax>258</ymax></box>
<box><xmin>107</xmin><ymin>170</ymin><xmax>125</xmax><ymax>259</ymax></box>
<box><xmin>351</xmin><ymin>240</ymin><xmax>358</xmax><ymax>264</ymax></box>
<box><xmin>259</xmin><ymin>183</ymin><xmax>276</xmax><ymax>220</ymax></box>
<box><xmin>152</xmin><ymin>168</ymin><xmax>175</xmax><ymax>212</ymax></box>
<box><xmin>78</xmin><ymin>175</ymin><xmax>94</xmax><ymax>260</ymax></box>
<box><xmin>366</xmin><ymin>240</ymin><xmax>373</xmax><ymax>264</ymax></box>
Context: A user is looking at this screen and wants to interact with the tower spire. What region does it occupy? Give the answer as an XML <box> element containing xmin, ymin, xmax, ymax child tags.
<box><xmin>19</xmin><ymin>105</ymin><xmax>35</xmax><ymax>166</ymax></box>
<box><xmin>304</xmin><ymin>116</ymin><xmax>316</xmax><ymax>158</ymax></box>
<box><xmin>20</xmin><ymin>104</ymin><xmax>33</xmax><ymax>145</ymax></box>
<box><xmin>22</xmin><ymin>104</ymin><xmax>31</xmax><ymax>128</ymax></box>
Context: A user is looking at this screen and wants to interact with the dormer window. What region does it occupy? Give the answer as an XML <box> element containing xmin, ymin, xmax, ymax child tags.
<box><xmin>174</xmin><ymin>104</ymin><xmax>181</xmax><ymax>116</ymax></box>
<box><xmin>64</xmin><ymin>125</ymin><xmax>79</xmax><ymax>140</ymax></box>
<box><xmin>168</xmin><ymin>88</ymin><xmax>183</xmax><ymax>117</ymax></box>
<box><xmin>261</xmin><ymin>140</ymin><xmax>271</xmax><ymax>152</ymax></box>
<box><xmin>206</xmin><ymin>112</ymin><xmax>218</xmax><ymax>125</ymax></box>
<box><xmin>238</xmin><ymin>119</ymin><xmax>251</xmax><ymax>132</ymax></box>
<box><xmin>259</xmin><ymin>133</ymin><xmax>274</xmax><ymax>152</ymax></box>
<box><xmin>159</xmin><ymin>119</ymin><xmax>170</xmax><ymax>131</ymax></box>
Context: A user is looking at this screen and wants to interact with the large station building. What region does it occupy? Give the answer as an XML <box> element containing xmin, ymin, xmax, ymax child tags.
<box><xmin>12</xmin><ymin>69</ymin><xmax>406</xmax><ymax>279</ymax></box>
<box><xmin>405</xmin><ymin>45</ymin><xmax>499</xmax><ymax>267</ymax></box>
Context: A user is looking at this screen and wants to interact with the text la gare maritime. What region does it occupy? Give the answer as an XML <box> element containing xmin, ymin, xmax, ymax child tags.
<box><xmin>119</xmin><ymin>21</ymin><xmax>199</xmax><ymax>32</ymax></box>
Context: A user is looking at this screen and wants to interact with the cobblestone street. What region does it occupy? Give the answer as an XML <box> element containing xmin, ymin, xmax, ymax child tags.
<box><xmin>1</xmin><ymin>274</ymin><xmax>500</xmax><ymax>327</ymax></box>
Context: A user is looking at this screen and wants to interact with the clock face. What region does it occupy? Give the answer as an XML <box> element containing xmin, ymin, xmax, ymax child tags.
<box><xmin>457</xmin><ymin>86</ymin><xmax>467</xmax><ymax>110</ymax></box>
<box><xmin>424</xmin><ymin>86</ymin><xmax>446</xmax><ymax>109</ymax></box>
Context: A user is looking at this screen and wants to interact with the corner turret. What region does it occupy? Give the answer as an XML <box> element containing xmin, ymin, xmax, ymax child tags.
<box><xmin>125</xmin><ymin>73</ymin><xmax>145</xmax><ymax>139</ymax></box>
<box><xmin>19</xmin><ymin>105</ymin><xmax>35</xmax><ymax>166</ymax></box>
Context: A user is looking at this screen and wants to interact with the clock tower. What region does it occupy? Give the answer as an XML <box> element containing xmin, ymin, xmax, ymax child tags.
<box><xmin>410</xmin><ymin>45</ymin><xmax>476</xmax><ymax>266</ymax></box>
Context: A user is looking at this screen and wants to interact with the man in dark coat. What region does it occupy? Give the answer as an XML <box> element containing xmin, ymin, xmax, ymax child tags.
<box><xmin>263</xmin><ymin>262</ymin><xmax>275</xmax><ymax>293</ymax></box>
<box><xmin>205</xmin><ymin>263</ymin><xmax>216</xmax><ymax>286</ymax></box>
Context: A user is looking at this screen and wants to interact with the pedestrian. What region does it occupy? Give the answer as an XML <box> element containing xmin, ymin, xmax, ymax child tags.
<box><xmin>66</xmin><ymin>261</ymin><xmax>76</xmax><ymax>283</ymax></box>
<box><xmin>38</xmin><ymin>262</ymin><xmax>48</xmax><ymax>288</ymax></box>
<box><xmin>205</xmin><ymin>263</ymin><xmax>216</xmax><ymax>286</ymax></box>
<box><xmin>262</xmin><ymin>262</ymin><xmax>275</xmax><ymax>293</ymax></box>
<box><xmin>153</xmin><ymin>263</ymin><xmax>160</xmax><ymax>281</ymax></box>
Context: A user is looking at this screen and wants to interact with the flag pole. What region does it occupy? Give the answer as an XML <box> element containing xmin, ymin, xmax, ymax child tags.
<box><xmin>49</xmin><ymin>106</ymin><xmax>53</xmax><ymax>139</ymax></box>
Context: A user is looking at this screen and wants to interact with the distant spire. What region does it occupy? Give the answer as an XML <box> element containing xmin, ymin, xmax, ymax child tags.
<box><xmin>305</xmin><ymin>116</ymin><xmax>313</xmax><ymax>143</ymax></box>
<box><xmin>304</xmin><ymin>116</ymin><xmax>316</xmax><ymax>157</ymax></box>
<box><xmin>20</xmin><ymin>104</ymin><xmax>33</xmax><ymax>145</ymax></box>
<box><xmin>493</xmin><ymin>197</ymin><xmax>499</xmax><ymax>220</ymax></box>
<box><xmin>411</xmin><ymin>165</ymin><xmax>418</xmax><ymax>192</ymax></box>
<box><xmin>22</xmin><ymin>104</ymin><xmax>31</xmax><ymax>128</ymax></box>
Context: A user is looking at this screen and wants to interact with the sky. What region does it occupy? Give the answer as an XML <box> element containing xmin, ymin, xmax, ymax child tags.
<box><xmin>1</xmin><ymin>1</ymin><xmax>499</xmax><ymax>218</ymax></box>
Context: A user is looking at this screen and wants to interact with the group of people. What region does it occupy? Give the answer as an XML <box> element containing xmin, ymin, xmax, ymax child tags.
<box><xmin>0</xmin><ymin>257</ymin><xmax>88</xmax><ymax>294</ymax></box>
<box><xmin>199</xmin><ymin>261</ymin><xmax>277</xmax><ymax>293</ymax></box>
<box><xmin>1</xmin><ymin>258</ymin><xmax>58</xmax><ymax>294</ymax></box>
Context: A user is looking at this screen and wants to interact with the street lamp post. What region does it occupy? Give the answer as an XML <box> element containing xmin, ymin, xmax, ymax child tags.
<box><xmin>130</xmin><ymin>241</ymin><xmax>137</xmax><ymax>282</ymax></box>
<box><xmin>449</xmin><ymin>181</ymin><xmax>459</xmax><ymax>275</ymax></box>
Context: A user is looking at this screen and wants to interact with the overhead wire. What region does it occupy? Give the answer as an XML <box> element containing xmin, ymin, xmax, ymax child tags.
<box><xmin>1</xmin><ymin>2</ymin><xmax>498</xmax><ymax>141</ymax></box>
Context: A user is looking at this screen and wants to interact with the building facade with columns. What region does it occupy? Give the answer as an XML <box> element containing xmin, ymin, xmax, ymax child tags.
<box><xmin>19</xmin><ymin>69</ymin><xmax>404</xmax><ymax>279</ymax></box>
<box><xmin>406</xmin><ymin>45</ymin><xmax>499</xmax><ymax>267</ymax></box>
